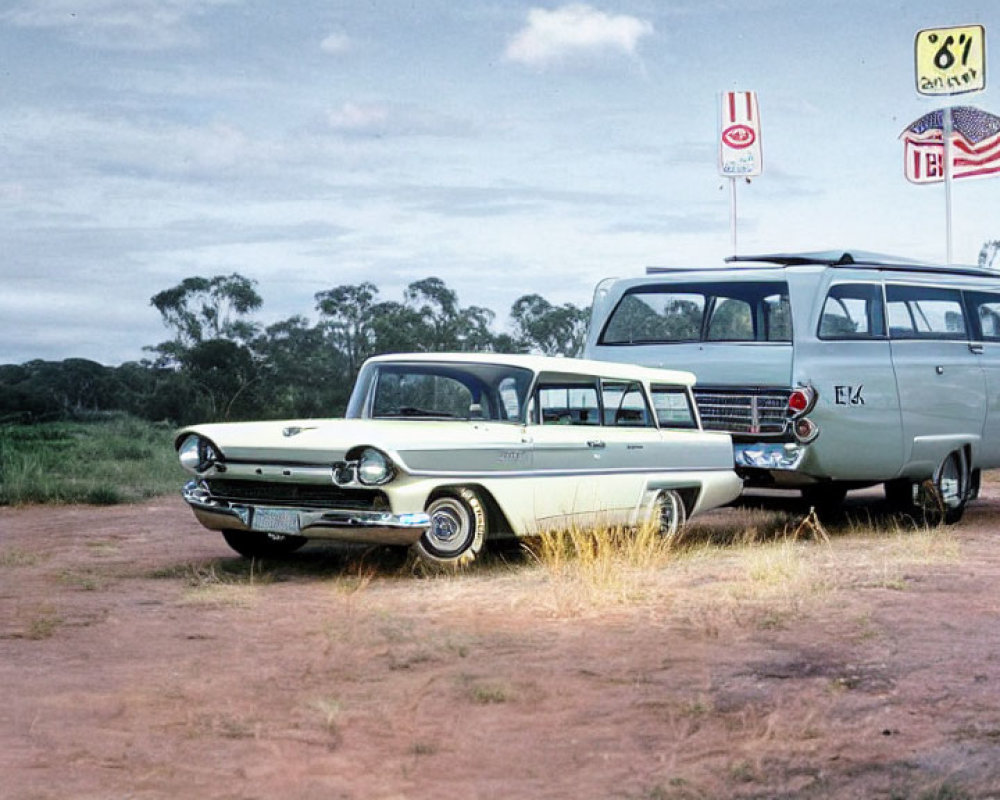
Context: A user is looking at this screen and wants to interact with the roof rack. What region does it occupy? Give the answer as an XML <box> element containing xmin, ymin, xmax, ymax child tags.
<box><xmin>726</xmin><ymin>250</ymin><xmax>926</xmax><ymax>267</ymax></box>
<box><xmin>646</xmin><ymin>251</ymin><xmax>997</xmax><ymax>279</ymax></box>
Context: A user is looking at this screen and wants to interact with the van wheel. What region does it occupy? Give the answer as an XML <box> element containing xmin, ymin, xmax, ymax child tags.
<box><xmin>917</xmin><ymin>452</ymin><xmax>968</xmax><ymax>526</ymax></box>
<box><xmin>414</xmin><ymin>488</ymin><xmax>487</xmax><ymax>567</ymax></box>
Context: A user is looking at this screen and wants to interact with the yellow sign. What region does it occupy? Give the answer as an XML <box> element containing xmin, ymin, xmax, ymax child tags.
<box><xmin>915</xmin><ymin>25</ymin><xmax>986</xmax><ymax>95</ymax></box>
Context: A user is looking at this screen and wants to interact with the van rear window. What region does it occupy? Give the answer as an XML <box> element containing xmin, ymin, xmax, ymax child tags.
<box><xmin>599</xmin><ymin>281</ymin><xmax>790</xmax><ymax>344</ymax></box>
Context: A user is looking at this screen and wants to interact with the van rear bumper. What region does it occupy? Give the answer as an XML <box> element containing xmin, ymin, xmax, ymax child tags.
<box><xmin>734</xmin><ymin>442</ymin><xmax>806</xmax><ymax>472</ymax></box>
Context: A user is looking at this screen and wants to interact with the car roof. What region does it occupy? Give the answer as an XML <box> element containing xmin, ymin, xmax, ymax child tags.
<box><xmin>643</xmin><ymin>250</ymin><xmax>997</xmax><ymax>279</ymax></box>
<box><xmin>362</xmin><ymin>352</ymin><xmax>696</xmax><ymax>386</ymax></box>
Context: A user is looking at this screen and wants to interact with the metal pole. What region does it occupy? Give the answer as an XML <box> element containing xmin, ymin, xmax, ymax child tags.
<box><xmin>729</xmin><ymin>177</ymin><xmax>738</xmax><ymax>255</ymax></box>
<box><xmin>943</xmin><ymin>106</ymin><xmax>954</xmax><ymax>264</ymax></box>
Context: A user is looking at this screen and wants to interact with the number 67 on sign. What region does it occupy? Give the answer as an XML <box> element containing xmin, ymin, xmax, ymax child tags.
<box><xmin>915</xmin><ymin>25</ymin><xmax>986</xmax><ymax>96</ymax></box>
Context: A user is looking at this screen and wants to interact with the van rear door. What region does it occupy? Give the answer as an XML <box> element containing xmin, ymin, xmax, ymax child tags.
<box><xmin>886</xmin><ymin>284</ymin><xmax>987</xmax><ymax>473</ymax></box>
<box><xmin>962</xmin><ymin>291</ymin><xmax>1000</xmax><ymax>467</ymax></box>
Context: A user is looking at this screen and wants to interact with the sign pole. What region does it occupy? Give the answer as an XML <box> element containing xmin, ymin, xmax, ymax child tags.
<box><xmin>729</xmin><ymin>177</ymin><xmax>738</xmax><ymax>254</ymax></box>
<box><xmin>943</xmin><ymin>105</ymin><xmax>954</xmax><ymax>264</ymax></box>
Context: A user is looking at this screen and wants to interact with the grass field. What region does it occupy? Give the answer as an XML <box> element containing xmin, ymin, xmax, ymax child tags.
<box><xmin>0</xmin><ymin>415</ymin><xmax>184</xmax><ymax>505</ymax></box>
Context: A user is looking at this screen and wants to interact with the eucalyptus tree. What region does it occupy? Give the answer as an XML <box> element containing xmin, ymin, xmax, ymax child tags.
<box><xmin>509</xmin><ymin>294</ymin><xmax>590</xmax><ymax>356</ymax></box>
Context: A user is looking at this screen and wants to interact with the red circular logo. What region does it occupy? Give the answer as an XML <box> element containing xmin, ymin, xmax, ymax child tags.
<box><xmin>722</xmin><ymin>124</ymin><xmax>756</xmax><ymax>149</ymax></box>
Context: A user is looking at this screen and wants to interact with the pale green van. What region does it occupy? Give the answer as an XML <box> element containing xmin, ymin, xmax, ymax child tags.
<box><xmin>583</xmin><ymin>251</ymin><xmax>1000</xmax><ymax>522</ymax></box>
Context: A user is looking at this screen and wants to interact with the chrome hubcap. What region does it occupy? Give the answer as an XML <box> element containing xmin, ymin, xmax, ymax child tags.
<box><xmin>427</xmin><ymin>500</ymin><xmax>470</xmax><ymax>553</ymax></box>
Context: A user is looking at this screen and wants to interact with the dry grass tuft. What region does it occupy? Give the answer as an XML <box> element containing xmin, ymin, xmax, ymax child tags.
<box><xmin>523</xmin><ymin>518</ymin><xmax>680</xmax><ymax>614</ymax></box>
<box><xmin>517</xmin><ymin>497</ymin><xmax>962</xmax><ymax>622</ymax></box>
<box><xmin>177</xmin><ymin>559</ymin><xmax>269</xmax><ymax>607</ymax></box>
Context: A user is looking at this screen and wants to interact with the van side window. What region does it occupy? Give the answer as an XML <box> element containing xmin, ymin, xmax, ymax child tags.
<box><xmin>818</xmin><ymin>283</ymin><xmax>885</xmax><ymax>339</ymax></box>
<box><xmin>650</xmin><ymin>385</ymin><xmax>697</xmax><ymax>429</ymax></box>
<box><xmin>886</xmin><ymin>285</ymin><xmax>967</xmax><ymax>339</ymax></box>
<box><xmin>602</xmin><ymin>381</ymin><xmax>653</xmax><ymax>427</ymax></box>
<box><xmin>967</xmin><ymin>292</ymin><xmax>1000</xmax><ymax>341</ymax></box>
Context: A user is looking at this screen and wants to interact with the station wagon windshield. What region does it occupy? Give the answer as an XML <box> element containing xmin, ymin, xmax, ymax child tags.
<box><xmin>351</xmin><ymin>362</ymin><xmax>535</xmax><ymax>422</ymax></box>
<box><xmin>599</xmin><ymin>281</ymin><xmax>791</xmax><ymax>344</ymax></box>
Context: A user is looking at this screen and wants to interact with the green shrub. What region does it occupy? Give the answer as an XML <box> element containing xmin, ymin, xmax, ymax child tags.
<box><xmin>0</xmin><ymin>415</ymin><xmax>184</xmax><ymax>506</ymax></box>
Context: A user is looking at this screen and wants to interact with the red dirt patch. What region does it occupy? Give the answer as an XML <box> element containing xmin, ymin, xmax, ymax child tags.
<box><xmin>3</xmin><ymin>488</ymin><xmax>1000</xmax><ymax>798</ymax></box>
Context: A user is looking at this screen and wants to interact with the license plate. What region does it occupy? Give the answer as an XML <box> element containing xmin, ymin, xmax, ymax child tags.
<box><xmin>251</xmin><ymin>508</ymin><xmax>301</xmax><ymax>535</ymax></box>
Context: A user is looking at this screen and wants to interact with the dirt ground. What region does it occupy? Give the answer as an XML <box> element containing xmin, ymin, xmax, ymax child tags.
<box><xmin>3</xmin><ymin>485</ymin><xmax>1000</xmax><ymax>800</ymax></box>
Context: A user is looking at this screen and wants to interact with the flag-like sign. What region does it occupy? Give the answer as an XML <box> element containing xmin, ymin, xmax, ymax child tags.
<box><xmin>900</xmin><ymin>106</ymin><xmax>1000</xmax><ymax>183</ymax></box>
<box><xmin>719</xmin><ymin>91</ymin><xmax>762</xmax><ymax>177</ymax></box>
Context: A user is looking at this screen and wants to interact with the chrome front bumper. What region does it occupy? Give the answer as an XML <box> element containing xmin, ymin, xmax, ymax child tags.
<box><xmin>181</xmin><ymin>481</ymin><xmax>430</xmax><ymax>546</ymax></box>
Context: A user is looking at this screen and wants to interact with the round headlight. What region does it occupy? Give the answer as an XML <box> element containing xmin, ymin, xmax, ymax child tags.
<box><xmin>177</xmin><ymin>435</ymin><xmax>219</xmax><ymax>474</ymax></box>
<box><xmin>357</xmin><ymin>448</ymin><xmax>393</xmax><ymax>486</ymax></box>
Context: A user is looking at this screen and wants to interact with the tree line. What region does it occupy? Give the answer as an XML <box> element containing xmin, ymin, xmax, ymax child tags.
<box><xmin>0</xmin><ymin>275</ymin><xmax>590</xmax><ymax>425</ymax></box>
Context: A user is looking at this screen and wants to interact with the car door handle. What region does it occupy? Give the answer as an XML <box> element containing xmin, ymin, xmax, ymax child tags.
<box><xmin>587</xmin><ymin>440</ymin><xmax>606</xmax><ymax>449</ymax></box>
<box><xmin>969</xmin><ymin>343</ymin><xmax>985</xmax><ymax>355</ymax></box>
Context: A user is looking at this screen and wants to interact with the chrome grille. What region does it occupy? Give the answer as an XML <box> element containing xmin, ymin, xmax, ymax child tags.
<box><xmin>205</xmin><ymin>479</ymin><xmax>386</xmax><ymax>510</ymax></box>
<box><xmin>693</xmin><ymin>387</ymin><xmax>791</xmax><ymax>436</ymax></box>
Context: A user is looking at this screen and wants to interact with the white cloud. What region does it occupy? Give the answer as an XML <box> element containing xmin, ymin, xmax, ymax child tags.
<box><xmin>504</xmin><ymin>3</ymin><xmax>653</xmax><ymax>67</ymax></box>
<box><xmin>320</xmin><ymin>31</ymin><xmax>353</xmax><ymax>55</ymax></box>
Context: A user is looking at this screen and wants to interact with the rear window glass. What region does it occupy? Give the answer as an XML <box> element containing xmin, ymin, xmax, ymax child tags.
<box><xmin>650</xmin><ymin>386</ymin><xmax>697</xmax><ymax>429</ymax></box>
<box><xmin>600</xmin><ymin>281</ymin><xmax>791</xmax><ymax>344</ymax></box>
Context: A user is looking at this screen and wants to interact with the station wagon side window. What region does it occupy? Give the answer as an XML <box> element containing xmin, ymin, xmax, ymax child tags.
<box><xmin>601</xmin><ymin>381</ymin><xmax>654</xmax><ymax>427</ymax></box>
<box><xmin>649</xmin><ymin>385</ymin><xmax>698</xmax><ymax>429</ymax></box>
<box><xmin>886</xmin><ymin>285</ymin><xmax>968</xmax><ymax>339</ymax></box>
<box><xmin>818</xmin><ymin>283</ymin><xmax>886</xmax><ymax>339</ymax></box>
<box><xmin>535</xmin><ymin>383</ymin><xmax>600</xmax><ymax>425</ymax></box>
<box><xmin>966</xmin><ymin>292</ymin><xmax>1000</xmax><ymax>340</ymax></box>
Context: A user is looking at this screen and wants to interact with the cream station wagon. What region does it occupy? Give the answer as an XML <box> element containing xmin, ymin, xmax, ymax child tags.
<box><xmin>176</xmin><ymin>353</ymin><xmax>742</xmax><ymax>565</ymax></box>
<box><xmin>584</xmin><ymin>250</ymin><xmax>1000</xmax><ymax>522</ymax></box>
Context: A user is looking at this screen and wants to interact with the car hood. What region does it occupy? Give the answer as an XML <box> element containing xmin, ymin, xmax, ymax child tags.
<box><xmin>177</xmin><ymin>418</ymin><xmax>525</xmax><ymax>464</ymax></box>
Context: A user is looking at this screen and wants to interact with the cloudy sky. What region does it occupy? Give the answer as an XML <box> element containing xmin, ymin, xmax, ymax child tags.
<box><xmin>4</xmin><ymin>0</ymin><xmax>1000</xmax><ymax>365</ymax></box>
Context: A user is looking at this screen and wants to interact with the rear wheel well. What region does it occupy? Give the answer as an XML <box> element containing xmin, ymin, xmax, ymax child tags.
<box><xmin>672</xmin><ymin>487</ymin><xmax>698</xmax><ymax>519</ymax></box>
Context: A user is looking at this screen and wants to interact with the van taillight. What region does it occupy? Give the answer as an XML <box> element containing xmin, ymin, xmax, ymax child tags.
<box><xmin>793</xmin><ymin>417</ymin><xmax>820</xmax><ymax>443</ymax></box>
<box><xmin>788</xmin><ymin>385</ymin><xmax>819</xmax><ymax>443</ymax></box>
<box><xmin>788</xmin><ymin>386</ymin><xmax>816</xmax><ymax>417</ymax></box>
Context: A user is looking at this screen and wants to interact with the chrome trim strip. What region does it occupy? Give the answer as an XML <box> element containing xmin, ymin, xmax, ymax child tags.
<box><xmin>404</xmin><ymin>465</ymin><xmax>735</xmax><ymax>479</ymax></box>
